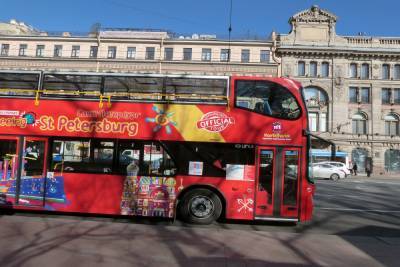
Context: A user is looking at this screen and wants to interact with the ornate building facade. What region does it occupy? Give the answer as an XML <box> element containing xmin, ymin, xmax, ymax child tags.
<box><xmin>277</xmin><ymin>6</ymin><xmax>400</xmax><ymax>175</ymax></box>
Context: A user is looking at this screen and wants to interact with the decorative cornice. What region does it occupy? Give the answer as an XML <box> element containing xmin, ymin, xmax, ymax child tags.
<box><xmin>276</xmin><ymin>46</ymin><xmax>400</xmax><ymax>59</ymax></box>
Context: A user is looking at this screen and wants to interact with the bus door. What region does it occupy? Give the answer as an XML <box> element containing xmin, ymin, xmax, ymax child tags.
<box><xmin>15</xmin><ymin>137</ymin><xmax>48</xmax><ymax>206</ymax></box>
<box><xmin>0</xmin><ymin>137</ymin><xmax>19</xmax><ymax>205</ymax></box>
<box><xmin>255</xmin><ymin>146</ymin><xmax>301</xmax><ymax>220</ymax></box>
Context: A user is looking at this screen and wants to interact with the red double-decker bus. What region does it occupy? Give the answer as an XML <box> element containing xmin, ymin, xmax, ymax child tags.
<box><xmin>0</xmin><ymin>71</ymin><xmax>314</xmax><ymax>224</ymax></box>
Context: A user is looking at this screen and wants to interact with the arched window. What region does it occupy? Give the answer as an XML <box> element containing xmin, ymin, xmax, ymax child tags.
<box><xmin>384</xmin><ymin>114</ymin><xmax>399</xmax><ymax>136</ymax></box>
<box><xmin>298</xmin><ymin>61</ymin><xmax>305</xmax><ymax>76</ymax></box>
<box><xmin>384</xmin><ymin>149</ymin><xmax>400</xmax><ymax>173</ymax></box>
<box><xmin>304</xmin><ymin>87</ymin><xmax>328</xmax><ymax>132</ymax></box>
<box><xmin>304</xmin><ymin>87</ymin><xmax>328</xmax><ymax>107</ymax></box>
<box><xmin>352</xmin><ymin>148</ymin><xmax>368</xmax><ymax>173</ymax></box>
<box><xmin>352</xmin><ymin>113</ymin><xmax>367</xmax><ymax>134</ymax></box>
<box><xmin>361</xmin><ymin>63</ymin><xmax>369</xmax><ymax>79</ymax></box>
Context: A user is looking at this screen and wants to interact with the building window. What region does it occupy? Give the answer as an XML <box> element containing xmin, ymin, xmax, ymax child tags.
<box><xmin>304</xmin><ymin>87</ymin><xmax>328</xmax><ymax>107</ymax></box>
<box><xmin>1</xmin><ymin>44</ymin><xmax>9</xmax><ymax>56</ymax></box>
<box><xmin>394</xmin><ymin>65</ymin><xmax>400</xmax><ymax>80</ymax></box>
<box><xmin>304</xmin><ymin>87</ymin><xmax>328</xmax><ymax>132</ymax></box>
<box><xmin>309</xmin><ymin>61</ymin><xmax>317</xmax><ymax>77</ymax></box>
<box><xmin>349</xmin><ymin>87</ymin><xmax>358</xmax><ymax>103</ymax></box>
<box><xmin>384</xmin><ymin>114</ymin><xmax>399</xmax><ymax>136</ymax></box>
<box><xmin>309</xmin><ymin>112</ymin><xmax>318</xmax><ymax>132</ymax></box>
<box><xmin>201</xmin><ymin>48</ymin><xmax>211</xmax><ymax>61</ymax></box>
<box><xmin>298</xmin><ymin>61</ymin><xmax>305</xmax><ymax>76</ymax></box>
<box><xmin>145</xmin><ymin>47</ymin><xmax>155</xmax><ymax>60</ymax></box>
<box><xmin>54</xmin><ymin>45</ymin><xmax>62</xmax><ymax>57</ymax></box>
<box><xmin>18</xmin><ymin>44</ymin><xmax>27</xmax><ymax>56</ymax></box>
<box><xmin>382</xmin><ymin>64</ymin><xmax>390</xmax><ymax>79</ymax></box>
<box><xmin>164</xmin><ymin>47</ymin><xmax>173</xmax><ymax>60</ymax></box>
<box><xmin>385</xmin><ymin>149</ymin><xmax>400</xmax><ymax>173</ymax></box>
<box><xmin>352</xmin><ymin>148</ymin><xmax>368</xmax><ymax>173</ymax></box>
<box><xmin>90</xmin><ymin>46</ymin><xmax>98</xmax><ymax>58</ymax></box>
<box><xmin>220</xmin><ymin>49</ymin><xmax>230</xmax><ymax>62</ymax></box>
<box><xmin>361</xmin><ymin>63</ymin><xmax>369</xmax><ymax>79</ymax></box>
<box><xmin>395</xmin><ymin>89</ymin><xmax>400</xmax><ymax>104</ymax></box>
<box><xmin>352</xmin><ymin>113</ymin><xmax>367</xmax><ymax>134</ymax></box>
<box><xmin>126</xmin><ymin>47</ymin><xmax>136</xmax><ymax>59</ymax></box>
<box><xmin>107</xmin><ymin>46</ymin><xmax>117</xmax><ymax>59</ymax></box>
<box><xmin>241</xmin><ymin>49</ymin><xmax>250</xmax><ymax>63</ymax></box>
<box><xmin>308</xmin><ymin>112</ymin><xmax>327</xmax><ymax>132</ymax></box>
<box><xmin>36</xmin><ymin>45</ymin><xmax>45</xmax><ymax>57</ymax></box>
<box><xmin>321</xmin><ymin>62</ymin><xmax>329</xmax><ymax>77</ymax></box>
<box><xmin>361</xmin><ymin>87</ymin><xmax>370</xmax><ymax>103</ymax></box>
<box><xmin>349</xmin><ymin>63</ymin><xmax>357</xmax><ymax>78</ymax></box>
<box><xmin>71</xmin><ymin>46</ymin><xmax>80</xmax><ymax>58</ymax></box>
<box><xmin>382</xmin><ymin>88</ymin><xmax>391</xmax><ymax>104</ymax></box>
<box><xmin>320</xmin><ymin>113</ymin><xmax>327</xmax><ymax>132</ymax></box>
<box><xmin>183</xmin><ymin>48</ymin><xmax>192</xmax><ymax>60</ymax></box>
<box><xmin>260</xmin><ymin>50</ymin><xmax>269</xmax><ymax>63</ymax></box>
<box><xmin>348</xmin><ymin>87</ymin><xmax>370</xmax><ymax>103</ymax></box>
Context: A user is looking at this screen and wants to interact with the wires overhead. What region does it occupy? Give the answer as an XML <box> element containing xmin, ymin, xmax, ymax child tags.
<box><xmin>228</xmin><ymin>0</ymin><xmax>233</xmax><ymax>62</ymax></box>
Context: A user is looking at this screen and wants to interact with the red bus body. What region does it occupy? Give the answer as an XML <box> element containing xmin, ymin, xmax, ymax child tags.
<box><xmin>0</xmin><ymin>72</ymin><xmax>314</xmax><ymax>223</ymax></box>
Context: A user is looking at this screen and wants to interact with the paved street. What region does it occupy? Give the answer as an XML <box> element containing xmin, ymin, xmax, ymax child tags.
<box><xmin>1</xmin><ymin>177</ymin><xmax>399</xmax><ymax>267</ymax></box>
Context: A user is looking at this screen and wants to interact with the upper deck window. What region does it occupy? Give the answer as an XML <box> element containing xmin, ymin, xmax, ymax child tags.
<box><xmin>42</xmin><ymin>74</ymin><xmax>102</xmax><ymax>98</ymax></box>
<box><xmin>165</xmin><ymin>77</ymin><xmax>227</xmax><ymax>102</ymax></box>
<box><xmin>104</xmin><ymin>76</ymin><xmax>164</xmax><ymax>100</ymax></box>
<box><xmin>103</xmin><ymin>76</ymin><xmax>227</xmax><ymax>103</ymax></box>
<box><xmin>0</xmin><ymin>72</ymin><xmax>40</xmax><ymax>96</ymax></box>
<box><xmin>235</xmin><ymin>80</ymin><xmax>301</xmax><ymax>120</ymax></box>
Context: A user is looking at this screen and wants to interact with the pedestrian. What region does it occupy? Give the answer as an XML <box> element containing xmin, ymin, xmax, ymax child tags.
<box><xmin>348</xmin><ymin>161</ymin><xmax>353</xmax><ymax>175</ymax></box>
<box><xmin>353</xmin><ymin>162</ymin><xmax>358</xmax><ymax>176</ymax></box>
<box><xmin>365</xmin><ymin>164</ymin><xmax>371</xmax><ymax>177</ymax></box>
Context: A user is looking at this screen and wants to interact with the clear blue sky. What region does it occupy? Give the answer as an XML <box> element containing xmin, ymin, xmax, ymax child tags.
<box><xmin>0</xmin><ymin>0</ymin><xmax>399</xmax><ymax>37</ymax></box>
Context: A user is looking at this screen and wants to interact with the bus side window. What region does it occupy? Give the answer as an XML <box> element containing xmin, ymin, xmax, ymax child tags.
<box><xmin>143</xmin><ymin>143</ymin><xmax>176</xmax><ymax>176</ymax></box>
<box><xmin>51</xmin><ymin>139</ymin><xmax>114</xmax><ymax>174</ymax></box>
<box><xmin>118</xmin><ymin>141</ymin><xmax>141</xmax><ymax>175</ymax></box>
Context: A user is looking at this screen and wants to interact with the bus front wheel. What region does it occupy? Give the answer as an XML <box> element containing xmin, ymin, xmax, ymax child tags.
<box><xmin>179</xmin><ymin>188</ymin><xmax>222</xmax><ymax>225</ymax></box>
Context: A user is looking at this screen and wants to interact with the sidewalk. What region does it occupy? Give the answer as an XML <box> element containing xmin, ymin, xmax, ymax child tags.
<box><xmin>346</xmin><ymin>173</ymin><xmax>400</xmax><ymax>179</ymax></box>
<box><xmin>0</xmin><ymin>215</ymin><xmax>398</xmax><ymax>267</ymax></box>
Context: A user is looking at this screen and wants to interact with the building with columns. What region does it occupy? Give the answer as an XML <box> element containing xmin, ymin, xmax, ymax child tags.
<box><xmin>276</xmin><ymin>5</ymin><xmax>400</xmax><ymax>175</ymax></box>
<box><xmin>1</xmin><ymin>6</ymin><xmax>400</xmax><ymax>175</ymax></box>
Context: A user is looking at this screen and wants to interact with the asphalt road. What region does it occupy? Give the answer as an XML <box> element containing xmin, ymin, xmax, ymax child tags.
<box><xmin>171</xmin><ymin>177</ymin><xmax>400</xmax><ymax>237</ymax></box>
<box><xmin>1</xmin><ymin>177</ymin><xmax>399</xmax><ymax>266</ymax></box>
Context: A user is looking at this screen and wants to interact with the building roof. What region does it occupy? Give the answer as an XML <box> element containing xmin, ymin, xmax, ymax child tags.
<box><xmin>0</xmin><ymin>19</ymin><xmax>41</xmax><ymax>36</ymax></box>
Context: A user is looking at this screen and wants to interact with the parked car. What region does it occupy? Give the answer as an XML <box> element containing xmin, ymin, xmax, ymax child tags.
<box><xmin>317</xmin><ymin>161</ymin><xmax>351</xmax><ymax>177</ymax></box>
<box><xmin>312</xmin><ymin>163</ymin><xmax>346</xmax><ymax>181</ymax></box>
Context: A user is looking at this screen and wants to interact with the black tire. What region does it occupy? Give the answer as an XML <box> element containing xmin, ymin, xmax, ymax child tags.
<box><xmin>330</xmin><ymin>173</ymin><xmax>340</xmax><ymax>181</ymax></box>
<box><xmin>179</xmin><ymin>188</ymin><xmax>222</xmax><ymax>225</ymax></box>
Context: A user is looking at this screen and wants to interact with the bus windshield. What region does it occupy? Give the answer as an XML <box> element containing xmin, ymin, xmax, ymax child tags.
<box><xmin>235</xmin><ymin>80</ymin><xmax>301</xmax><ymax>119</ymax></box>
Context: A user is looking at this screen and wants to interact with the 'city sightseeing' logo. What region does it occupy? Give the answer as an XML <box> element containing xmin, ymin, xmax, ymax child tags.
<box><xmin>197</xmin><ymin>111</ymin><xmax>235</xmax><ymax>132</ymax></box>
